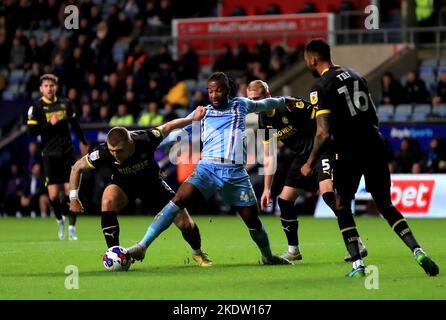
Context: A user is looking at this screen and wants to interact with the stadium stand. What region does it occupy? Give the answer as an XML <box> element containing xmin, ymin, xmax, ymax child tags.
<box><xmin>1</xmin><ymin>0</ymin><xmax>446</xmax><ymax>217</ymax></box>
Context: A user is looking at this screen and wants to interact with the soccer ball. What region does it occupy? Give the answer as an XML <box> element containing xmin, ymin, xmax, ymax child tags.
<box><xmin>103</xmin><ymin>246</ymin><xmax>132</xmax><ymax>272</ymax></box>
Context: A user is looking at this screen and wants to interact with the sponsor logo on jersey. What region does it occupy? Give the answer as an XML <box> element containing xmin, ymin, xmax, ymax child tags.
<box><xmin>90</xmin><ymin>150</ymin><xmax>100</xmax><ymax>161</ymax></box>
<box><xmin>27</xmin><ymin>106</ymin><xmax>34</xmax><ymax>117</ymax></box>
<box><xmin>390</xmin><ymin>180</ymin><xmax>435</xmax><ymax>213</ymax></box>
<box><xmin>310</xmin><ymin>91</ymin><xmax>318</xmax><ymax>105</ymax></box>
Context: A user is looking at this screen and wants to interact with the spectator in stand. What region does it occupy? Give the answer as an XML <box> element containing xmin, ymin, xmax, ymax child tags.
<box><xmin>381</xmin><ymin>71</ymin><xmax>404</xmax><ymax>105</ymax></box>
<box><xmin>403</xmin><ymin>70</ymin><xmax>430</xmax><ymax>104</ymax></box>
<box><xmin>105</xmin><ymin>72</ymin><xmax>125</xmax><ymax>110</ymax></box>
<box><xmin>20</xmin><ymin>162</ymin><xmax>50</xmax><ymax>218</ymax></box>
<box><xmin>144</xmin><ymin>78</ymin><xmax>164</xmax><ymax>105</ymax></box>
<box><xmin>411</xmin><ymin>162</ymin><xmax>423</xmax><ymax>174</ymax></box>
<box><xmin>79</xmin><ymin>103</ymin><xmax>97</xmax><ymax>124</ymax></box>
<box><xmin>27</xmin><ymin>36</ymin><xmax>42</xmax><ymax>65</ymax></box>
<box><xmin>90</xmin><ymin>89</ymin><xmax>102</xmax><ymax>110</ymax></box>
<box><xmin>422</xmin><ymin>138</ymin><xmax>446</xmax><ymax>173</ymax></box>
<box><xmin>98</xmin><ymin>105</ymin><xmax>111</xmax><ymax>124</ymax></box>
<box><xmin>213</xmin><ymin>44</ymin><xmax>234</xmax><ymax>72</ymax></box>
<box><xmin>138</xmin><ymin>101</ymin><xmax>164</xmax><ymax>127</ymax></box>
<box><xmin>165</xmin><ymin>79</ymin><xmax>189</xmax><ymax>109</ymax></box>
<box><xmin>124</xmin><ymin>90</ymin><xmax>140</xmax><ymax>117</ymax></box>
<box><xmin>394</xmin><ymin>138</ymin><xmax>422</xmax><ymax>173</ymax></box>
<box><xmin>234</xmin><ymin>43</ymin><xmax>252</xmax><ymax>72</ymax></box>
<box><xmin>109</xmin><ymin>104</ymin><xmax>134</xmax><ymax>126</ymax></box>
<box><xmin>26</xmin><ymin>63</ymin><xmax>42</xmax><ymax>96</ymax></box>
<box><xmin>27</xmin><ymin>141</ymin><xmax>42</xmax><ymax>173</ymax></box>
<box><xmin>189</xmin><ymin>90</ymin><xmax>209</xmax><ymax>110</ymax></box>
<box><xmin>39</xmin><ymin>31</ymin><xmax>55</xmax><ymax>66</ymax></box>
<box><xmin>9</xmin><ymin>36</ymin><xmax>27</xmax><ymax>69</ymax></box>
<box><xmin>178</xmin><ymin>44</ymin><xmax>199</xmax><ymax>80</ymax></box>
<box><xmin>163</xmin><ymin>102</ymin><xmax>179</xmax><ymax>122</ymax></box>
<box><xmin>432</xmin><ymin>71</ymin><xmax>446</xmax><ymax>106</ymax></box>
<box><xmin>4</xmin><ymin>163</ymin><xmax>27</xmax><ymax>218</ymax></box>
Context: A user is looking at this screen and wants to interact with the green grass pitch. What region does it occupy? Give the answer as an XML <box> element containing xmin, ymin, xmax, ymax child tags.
<box><xmin>0</xmin><ymin>215</ymin><xmax>444</xmax><ymax>300</ymax></box>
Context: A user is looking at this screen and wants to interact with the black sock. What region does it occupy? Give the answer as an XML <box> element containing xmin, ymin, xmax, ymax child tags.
<box><xmin>322</xmin><ymin>192</ymin><xmax>337</xmax><ymax>212</ymax></box>
<box><xmin>181</xmin><ymin>223</ymin><xmax>201</xmax><ymax>251</ymax></box>
<box><xmin>101</xmin><ymin>211</ymin><xmax>120</xmax><ymax>248</ymax></box>
<box><xmin>62</xmin><ymin>195</ymin><xmax>77</xmax><ymax>226</ymax></box>
<box><xmin>382</xmin><ymin>206</ymin><xmax>420</xmax><ymax>251</ymax></box>
<box><xmin>69</xmin><ymin>213</ymin><xmax>77</xmax><ymax>226</ymax></box>
<box><xmin>336</xmin><ymin>209</ymin><xmax>361</xmax><ymax>261</ymax></box>
<box><xmin>278</xmin><ymin>198</ymin><xmax>299</xmax><ymax>246</ymax></box>
<box><xmin>49</xmin><ymin>198</ymin><xmax>63</xmax><ymax>220</ymax></box>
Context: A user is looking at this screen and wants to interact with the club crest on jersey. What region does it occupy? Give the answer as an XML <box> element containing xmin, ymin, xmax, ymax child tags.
<box><xmin>151</xmin><ymin>129</ymin><xmax>161</xmax><ymax>137</ymax></box>
<box><xmin>89</xmin><ymin>150</ymin><xmax>100</xmax><ymax>161</ymax></box>
<box><xmin>282</xmin><ymin>116</ymin><xmax>289</xmax><ymax>124</ymax></box>
<box><xmin>310</xmin><ymin>91</ymin><xmax>318</xmax><ymax>105</ymax></box>
<box><xmin>296</xmin><ymin>101</ymin><xmax>305</xmax><ymax>109</ymax></box>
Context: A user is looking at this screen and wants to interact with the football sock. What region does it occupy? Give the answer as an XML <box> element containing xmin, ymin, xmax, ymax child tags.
<box><xmin>249</xmin><ymin>224</ymin><xmax>273</xmax><ymax>258</ymax></box>
<box><xmin>69</xmin><ymin>213</ymin><xmax>77</xmax><ymax>226</ymax></box>
<box><xmin>62</xmin><ymin>195</ymin><xmax>77</xmax><ymax>226</ymax></box>
<box><xmin>336</xmin><ymin>209</ymin><xmax>361</xmax><ymax>261</ymax></box>
<box><xmin>140</xmin><ymin>201</ymin><xmax>180</xmax><ymax>248</ymax></box>
<box><xmin>49</xmin><ymin>198</ymin><xmax>63</xmax><ymax>220</ymax></box>
<box><xmin>101</xmin><ymin>211</ymin><xmax>120</xmax><ymax>248</ymax></box>
<box><xmin>278</xmin><ymin>198</ymin><xmax>299</xmax><ymax>246</ymax></box>
<box><xmin>380</xmin><ymin>204</ymin><xmax>420</xmax><ymax>251</ymax></box>
<box><xmin>181</xmin><ymin>223</ymin><xmax>201</xmax><ymax>251</ymax></box>
<box><xmin>322</xmin><ymin>192</ymin><xmax>337</xmax><ymax>212</ymax></box>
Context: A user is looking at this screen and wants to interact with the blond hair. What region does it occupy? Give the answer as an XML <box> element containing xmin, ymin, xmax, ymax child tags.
<box><xmin>247</xmin><ymin>80</ymin><xmax>269</xmax><ymax>96</ymax></box>
<box><xmin>39</xmin><ymin>73</ymin><xmax>59</xmax><ymax>85</ymax></box>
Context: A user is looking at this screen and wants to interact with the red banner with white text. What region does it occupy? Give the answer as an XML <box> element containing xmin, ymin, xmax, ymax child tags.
<box><xmin>172</xmin><ymin>13</ymin><xmax>334</xmax><ymax>65</ymax></box>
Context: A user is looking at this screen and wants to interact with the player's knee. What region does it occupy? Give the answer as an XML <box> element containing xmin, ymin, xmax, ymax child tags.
<box><xmin>48</xmin><ymin>195</ymin><xmax>59</xmax><ymax>202</ymax></box>
<box><xmin>101</xmin><ymin>197</ymin><xmax>118</xmax><ymax>211</ymax></box>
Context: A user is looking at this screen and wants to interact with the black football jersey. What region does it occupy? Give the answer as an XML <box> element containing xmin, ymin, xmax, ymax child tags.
<box><xmin>258</xmin><ymin>100</ymin><xmax>316</xmax><ymax>158</ymax></box>
<box><xmin>310</xmin><ymin>66</ymin><xmax>379</xmax><ymax>152</ymax></box>
<box><xmin>85</xmin><ymin>128</ymin><xmax>164</xmax><ymax>182</ymax></box>
<box><xmin>27</xmin><ymin>96</ymin><xmax>87</xmax><ymax>156</ymax></box>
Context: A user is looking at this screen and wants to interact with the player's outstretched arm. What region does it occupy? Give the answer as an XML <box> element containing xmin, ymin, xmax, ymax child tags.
<box><xmin>246</xmin><ymin>96</ymin><xmax>302</xmax><ymax>113</ymax></box>
<box><xmin>157</xmin><ymin>106</ymin><xmax>206</xmax><ymax>137</ymax></box>
<box><xmin>69</xmin><ymin>156</ymin><xmax>93</xmax><ymax>214</ymax></box>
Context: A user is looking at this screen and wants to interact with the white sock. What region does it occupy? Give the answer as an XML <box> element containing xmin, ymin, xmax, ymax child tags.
<box><xmin>288</xmin><ymin>245</ymin><xmax>299</xmax><ymax>254</ymax></box>
<box><xmin>353</xmin><ymin>259</ymin><xmax>364</xmax><ymax>269</ymax></box>
<box><xmin>69</xmin><ymin>225</ymin><xmax>75</xmax><ymax>231</ymax></box>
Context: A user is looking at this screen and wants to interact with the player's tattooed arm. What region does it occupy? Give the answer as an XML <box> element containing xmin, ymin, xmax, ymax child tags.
<box><xmin>157</xmin><ymin>106</ymin><xmax>206</xmax><ymax>137</ymax></box>
<box><xmin>69</xmin><ymin>156</ymin><xmax>93</xmax><ymax>214</ymax></box>
<box><xmin>301</xmin><ymin>113</ymin><xmax>331</xmax><ymax>176</ymax></box>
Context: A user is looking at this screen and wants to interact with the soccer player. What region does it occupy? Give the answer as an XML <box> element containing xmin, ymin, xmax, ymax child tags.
<box><xmin>302</xmin><ymin>39</ymin><xmax>439</xmax><ymax>277</ymax></box>
<box><xmin>248</xmin><ymin>80</ymin><xmax>367</xmax><ymax>262</ymax></box>
<box><xmin>68</xmin><ymin>108</ymin><xmax>213</xmax><ymax>267</ymax></box>
<box><xmin>127</xmin><ymin>72</ymin><xmax>299</xmax><ymax>265</ymax></box>
<box><xmin>27</xmin><ymin>74</ymin><xmax>88</xmax><ymax>240</ymax></box>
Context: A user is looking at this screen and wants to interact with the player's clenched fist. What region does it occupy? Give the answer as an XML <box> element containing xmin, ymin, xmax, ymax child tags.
<box><xmin>193</xmin><ymin>106</ymin><xmax>206</xmax><ymax>121</ymax></box>
<box><xmin>70</xmin><ymin>198</ymin><xmax>84</xmax><ymax>215</ymax></box>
